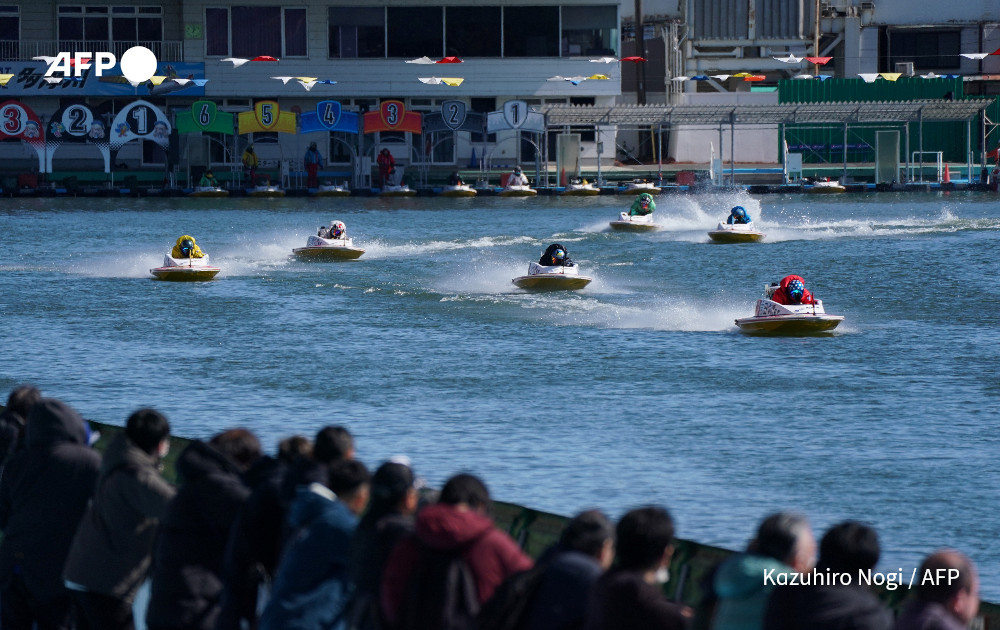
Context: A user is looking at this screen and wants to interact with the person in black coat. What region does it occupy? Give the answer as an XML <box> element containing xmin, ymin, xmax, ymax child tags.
<box><xmin>146</xmin><ymin>428</ymin><xmax>261</xmax><ymax>630</ymax></box>
<box><xmin>0</xmin><ymin>384</ymin><xmax>41</xmax><ymax>476</ymax></box>
<box><xmin>0</xmin><ymin>397</ymin><xmax>101</xmax><ymax>630</ymax></box>
<box><xmin>539</xmin><ymin>243</ymin><xmax>573</xmax><ymax>267</ymax></box>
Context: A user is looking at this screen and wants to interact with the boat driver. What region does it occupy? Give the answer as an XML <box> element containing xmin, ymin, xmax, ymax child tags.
<box><xmin>771</xmin><ymin>274</ymin><xmax>815</xmax><ymax>305</ymax></box>
<box><xmin>727</xmin><ymin>206</ymin><xmax>752</xmax><ymax>224</ymax></box>
<box><xmin>508</xmin><ymin>166</ymin><xmax>529</xmax><ymax>187</ymax></box>
<box><xmin>319</xmin><ymin>221</ymin><xmax>347</xmax><ymax>240</ymax></box>
<box><xmin>629</xmin><ymin>193</ymin><xmax>656</xmax><ymax>216</ymax></box>
<box><xmin>539</xmin><ymin>243</ymin><xmax>573</xmax><ymax>267</ymax></box>
<box><xmin>172</xmin><ymin>235</ymin><xmax>205</xmax><ymax>259</ymax></box>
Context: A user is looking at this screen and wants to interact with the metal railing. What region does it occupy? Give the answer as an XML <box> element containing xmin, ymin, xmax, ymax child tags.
<box><xmin>0</xmin><ymin>40</ymin><xmax>184</xmax><ymax>62</ymax></box>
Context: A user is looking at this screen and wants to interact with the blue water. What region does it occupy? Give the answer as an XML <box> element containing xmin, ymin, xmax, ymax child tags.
<box><xmin>2</xmin><ymin>191</ymin><xmax>999</xmax><ymax>597</ymax></box>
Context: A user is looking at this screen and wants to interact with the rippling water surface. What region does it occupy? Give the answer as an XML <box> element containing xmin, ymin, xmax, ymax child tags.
<box><xmin>3</xmin><ymin>191</ymin><xmax>999</xmax><ymax>596</ymax></box>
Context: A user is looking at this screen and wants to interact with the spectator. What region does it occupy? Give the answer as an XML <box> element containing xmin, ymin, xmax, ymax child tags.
<box><xmin>0</xmin><ymin>397</ymin><xmax>101</xmax><ymax>630</ymax></box>
<box><xmin>710</xmin><ymin>512</ymin><xmax>815</xmax><ymax>630</ymax></box>
<box><xmin>0</xmin><ymin>384</ymin><xmax>41</xmax><ymax>474</ymax></box>
<box><xmin>764</xmin><ymin>521</ymin><xmax>891</xmax><ymax>630</ymax></box>
<box><xmin>63</xmin><ymin>408</ymin><xmax>175</xmax><ymax>630</ymax></box>
<box><xmin>304</xmin><ymin>142</ymin><xmax>324</xmax><ymax>189</ymax></box>
<box><xmin>258</xmin><ymin>459</ymin><xmax>371</xmax><ymax>630</ymax></box>
<box><xmin>215</xmin><ymin>435</ymin><xmax>313</xmax><ymax>630</ymax></box>
<box><xmin>348</xmin><ymin>459</ymin><xmax>421</xmax><ymax>630</ymax></box>
<box><xmin>894</xmin><ymin>550</ymin><xmax>979</xmax><ymax>630</ymax></box>
<box><xmin>584</xmin><ymin>506</ymin><xmax>689</xmax><ymax>630</ymax></box>
<box><xmin>381</xmin><ymin>473</ymin><xmax>533</xmax><ymax>630</ymax></box>
<box><xmin>146</xmin><ymin>428</ymin><xmax>261</xmax><ymax>630</ymax></box>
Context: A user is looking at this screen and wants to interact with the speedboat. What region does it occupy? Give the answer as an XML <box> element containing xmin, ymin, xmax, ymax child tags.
<box><xmin>807</xmin><ymin>179</ymin><xmax>846</xmax><ymax>193</ymax></box>
<box><xmin>625</xmin><ymin>180</ymin><xmax>660</xmax><ymax>193</ymax></box>
<box><xmin>379</xmin><ymin>184</ymin><xmax>417</xmax><ymax>197</ymax></box>
<box><xmin>313</xmin><ymin>184</ymin><xmax>351</xmax><ymax>197</ymax></box>
<box><xmin>512</xmin><ymin>261</ymin><xmax>592</xmax><ymax>291</ymax></box>
<box><xmin>610</xmin><ymin>211</ymin><xmax>657</xmax><ymax>232</ymax></box>
<box><xmin>708</xmin><ymin>222</ymin><xmax>765</xmax><ymax>243</ymax></box>
<box><xmin>439</xmin><ymin>184</ymin><xmax>477</xmax><ymax>197</ymax></box>
<box><xmin>735</xmin><ymin>284</ymin><xmax>843</xmax><ymax>335</ymax></box>
<box><xmin>188</xmin><ymin>186</ymin><xmax>229</xmax><ymax>198</ymax></box>
<box><xmin>150</xmin><ymin>254</ymin><xmax>221</xmax><ymax>281</ymax></box>
<box><xmin>499</xmin><ymin>184</ymin><xmax>537</xmax><ymax>197</ymax></box>
<box><xmin>560</xmin><ymin>181</ymin><xmax>600</xmax><ymax>196</ymax></box>
<box><xmin>248</xmin><ymin>184</ymin><xmax>286</xmax><ymax>197</ymax></box>
<box><xmin>292</xmin><ymin>235</ymin><xmax>364</xmax><ymax>260</ymax></box>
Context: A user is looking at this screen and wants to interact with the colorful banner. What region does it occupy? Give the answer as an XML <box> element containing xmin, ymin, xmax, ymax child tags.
<box><xmin>109</xmin><ymin>100</ymin><xmax>171</xmax><ymax>149</ymax></box>
<box><xmin>362</xmin><ymin>100</ymin><xmax>422</xmax><ymax>134</ymax></box>
<box><xmin>176</xmin><ymin>100</ymin><xmax>236</xmax><ymax>134</ymax></box>
<box><xmin>237</xmin><ymin>100</ymin><xmax>297</xmax><ymax>134</ymax></box>
<box><xmin>0</xmin><ymin>61</ymin><xmax>206</xmax><ymax>96</ymax></box>
<box><xmin>44</xmin><ymin>103</ymin><xmax>111</xmax><ymax>173</ymax></box>
<box><xmin>299</xmin><ymin>101</ymin><xmax>360</xmax><ymax>134</ymax></box>
<box><xmin>0</xmin><ymin>100</ymin><xmax>45</xmax><ymax>171</ymax></box>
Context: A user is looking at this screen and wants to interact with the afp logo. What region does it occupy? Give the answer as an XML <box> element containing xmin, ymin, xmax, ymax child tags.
<box><xmin>39</xmin><ymin>46</ymin><xmax>158</xmax><ymax>83</ymax></box>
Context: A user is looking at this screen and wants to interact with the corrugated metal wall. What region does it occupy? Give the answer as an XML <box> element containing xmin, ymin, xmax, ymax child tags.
<box><xmin>693</xmin><ymin>0</ymin><xmax>811</xmax><ymax>40</ymax></box>
<box><xmin>693</xmin><ymin>0</ymin><xmax>749</xmax><ymax>39</ymax></box>
<box><xmin>756</xmin><ymin>0</ymin><xmax>809</xmax><ymax>40</ymax></box>
<box><xmin>778</xmin><ymin>77</ymin><xmax>1000</xmax><ymax>163</ymax></box>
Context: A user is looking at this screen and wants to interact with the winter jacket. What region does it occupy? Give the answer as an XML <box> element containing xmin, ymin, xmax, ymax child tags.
<box><xmin>145</xmin><ymin>440</ymin><xmax>252</xmax><ymax>630</ymax></box>
<box><xmin>538</xmin><ymin>243</ymin><xmax>574</xmax><ymax>267</ymax></box>
<box><xmin>0</xmin><ymin>398</ymin><xmax>101</xmax><ymax>602</ymax></box>
<box><xmin>893</xmin><ymin>600</ymin><xmax>968</xmax><ymax>630</ymax></box>
<box><xmin>710</xmin><ymin>554</ymin><xmax>790</xmax><ymax>630</ymax></box>
<box><xmin>763</xmin><ymin>582</ymin><xmax>892</xmax><ymax>630</ymax></box>
<box><xmin>583</xmin><ymin>567</ymin><xmax>688</xmax><ymax>630</ymax></box>
<box><xmin>171</xmin><ymin>235</ymin><xmax>205</xmax><ymax>259</ymax></box>
<box><xmin>259</xmin><ymin>483</ymin><xmax>359</xmax><ymax>630</ymax></box>
<box><xmin>0</xmin><ymin>408</ymin><xmax>25</xmax><ymax>469</ymax></box>
<box><xmin>523</xmin><ymin>549</ymin><xmax>605</xmax><ymax>630</ymax></box>
<box><xmin>770</xmin><ymin>275</ymin><xmax>815</xmax><ymax>305</ymax></box>
<box><xmin>305</xmin><ymin>148</ymin><xmax>324</xmax><ymax>167</ymax></box>
<box><xmin>63</xmin><ymin>431</ymin><xmax>175</xmax><ymax>602</ymax></box>
<box><xmin>381</xmin><ymin>503</ymin><xmax>533</xmax><ymax>627</ymax></box>
<box><xmin>629</xmin><ymin>194</ymin><xmax>655</xmax><ymax>216</ymax></box>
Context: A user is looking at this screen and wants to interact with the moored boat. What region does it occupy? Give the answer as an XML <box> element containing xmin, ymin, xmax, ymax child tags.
<box><xmin>499</xmin><ymin>184</ymin><xmax>537</xmax><ymax>197</ymax></box>
<box><xmin>439</xmin><ymin>184</ymin><xmax>477</xmax><ymax>197</ymax></box>
<box><xmin>248</xmin><ymin>184</ymin><xmax>286</xmax><ymax>197</ymax></box>
<box><xmin>313</xmin><ymin>184</ymin><xmax>351</xmax><ymax>197</ymax></box>
<box><xmin>379</xmin><ymin>184</ymin><xmax>417</xmax><ymax>197</ymax></box>
<box><xmin>625</xmin><ymin>180</ymin><xmax>661</xmax><ymax>193</ymax></box>
<box><xmin>807</xmin><ymin>179</ymin><xmax>846</xmax><ymax>193</ymax></box>
<box><xmin>560</xmin><ymin>181</ymin><xmax>600</xmax><ymax>196</ymax></box>
<box><xmin>188</xmin><ymin>186</ymin><xmax>229</xmax><ymax>198</ymax></box>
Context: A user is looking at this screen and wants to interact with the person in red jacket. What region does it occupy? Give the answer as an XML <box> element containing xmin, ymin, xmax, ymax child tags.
<box><xmin>377</xmin><ymin>149</ymin><xmax>396</xmax><ymax>188</ymax></box>
<box><xmin>380</xmin><ymin>473</ymin><xmax>533</xmax><ymax>630</ymax></box>
<box><xmin>770</xmin><ymin>275</ymin><xmax>815</xmax><ymax>305</ymax></box>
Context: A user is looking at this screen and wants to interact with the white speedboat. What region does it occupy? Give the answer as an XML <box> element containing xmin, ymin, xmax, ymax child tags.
<box><xmin>560</xmin><ymin>181</ymin><xmax>600</xmax><ymax>196</ymax></box>
<box><xmin>610</xmin><ymin>211</ymin><xmax>657</xmax><ymax>232</ymax></box>
<box><xmin>512</xmin><ymin>261</ymin><xmax>592</xmax><ymax>291</ymax></box>
<box><xmin>735</xmin><ymin>285</ymin><xmax>843</xmax><ymax>335</ymax></box>
<box><xmin>807</xmin><ymin>179</ymin><xmax>846</xmax><ymax>194</ymax></box>
<box><xmin>379</xmin><ymin>184</ymin><xmax>417</xmax><ymax>197</ymax></box>
<box><xmin>292</xmin><ymin>235</ymin><xmax>365</xmax><ymax>260</ymax></box>
<box><xmin>439</xmin><ymin>184</ymin><xmax>477</xmax><ymax>198</ymax></box>
<box><xmin>150</xmin><ymin>254</ymin><xmax>220</xmax><ymax>281</ymax></box>
<box><xmin>189</xmin><ymin>186</ymin><xmax>229</xmax><ymax>198</ymax></box>
<box><xmin>313</xmin><ymin>184</ymin><xmax>351</xmax><ymax>197</ymax></box>
<box><xmin>248</xmin><ymin>185</ymin><xmax>286</xmax><ymax>197</ymax></box>
<box><xmin>625</xmin><ymin>180</ymin><xmax>660</xmax><ymax>193</ymax></box>
<box><xmin>499</xmin><ymin>184</ymin><xmax>537</xmax><ymax>197</ymax></box>
<box><xmin>708</xmin><ymin>222</ymin><xmax>765</xmax><ymax>243</ymax></box>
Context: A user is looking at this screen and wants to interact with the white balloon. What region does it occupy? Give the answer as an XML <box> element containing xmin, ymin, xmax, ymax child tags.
<box><xmin>119</xmin><ymin>46</ymin><xmax>158</xmax><ymax>83</ymax></box>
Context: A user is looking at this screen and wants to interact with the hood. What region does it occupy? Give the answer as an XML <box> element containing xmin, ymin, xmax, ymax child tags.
<box><xmin>414</xmin><ymin>503</ymin><xmax>493</xmax><ymax>552</ymax></box>
<box><xmin>24</xmin><ymin>398</ymin><xmax>89</xmax><ymax>448</ymax></box>
<box><xmin>99</xmin><ymin>430</ymin><xmax>159</xmax><ymax>475</ymax></box>
<box><xmin>175</xmin><ymin>439</ymin><xmax>243</xmax><ymax>484</ymax></box>
<box><xmin>779</xmin><ymin>275</ymin><xmax>805</xmax><ymax>291</ymax></box>
<box><xmin>287</xmin><ymin>482</ymin><xmax>338</xmax><ymax>529</ymax></box>
<box><xmin>714</xmin><ymin>554</ymin><xmax>791</xmax><ymax>599</ymax></box>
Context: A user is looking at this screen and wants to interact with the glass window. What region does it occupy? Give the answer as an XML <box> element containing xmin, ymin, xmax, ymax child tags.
<box><xmin>328</xmin><ymin>132</ymin><xmax>355</xmax><ymax>164</ymax></box>
<box><xmin>0</xmin><ymin>5</ymin><xmax>18</xmax><ymax>42</ymax></box>
<box><xmin>445</xmin><ymin>7</ymin><xmax>500</xmax><ymax>57</ymax></box>
<box><xmin>562</xmin><ymin>5</ymin><xmax>617</xmax><ymax>57</ymax></box>
<box><xmin>206</xmin><ymin>8</ymin><xmax>229</xmax><ymax>57</ymax></box>
<box><xmin>58</xmin><ymin>5</ymin><xmax>162</xmax><ymax>55</ymax></box>
<box><xmin>470</xmin><ymin>97</ymin><xmax>495</xmax><ymax>143</ymax></box>
<box><xmin>284</xmin><ymin>8</ymin><xmax>306</xmax><ymax>57</ymax></box>
<box><xmin>329</xmin><ymin>7</ymin><xmax>384</xmax><ymax>58</ymax></box>
<box><xmin>503</xmin><ymin>6</ymin><xmax>558</xmax><ymax>57</ymax></box>
<box><xmin>232</xmin><ymin>6</ymin><xmax>281</xmax><ymax>58</ymax></box>
<box><xmin>888</xmin><ymin>29</ymin><xmax>959</xmax><ymax>71</ymax></box>
<box><xmin>387</xmin><ymin>7</ymin><xmax>442</xmax><ymax>58</ymax></box>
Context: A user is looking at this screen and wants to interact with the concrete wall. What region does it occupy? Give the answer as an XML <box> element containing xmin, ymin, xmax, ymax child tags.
<box><xmin>668</xmin><ymin>91</ymin><xmax>779</xmax><ymax>163</ymax></box>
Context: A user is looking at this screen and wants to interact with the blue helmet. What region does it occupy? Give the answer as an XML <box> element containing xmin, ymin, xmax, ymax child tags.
<box><xmin>732</xmin><ymin>206</ymin><xmax>746</xmax><ymax>217</ymax></box>
<box><xmin>553</xmin><ymin>248</ymin><xmax>565</xmax><ymax>260</ymax></box>
<box><xmin>788</xmin><ymin>279</ymin><xmax>804</xmax><ymax>301</ymax></box>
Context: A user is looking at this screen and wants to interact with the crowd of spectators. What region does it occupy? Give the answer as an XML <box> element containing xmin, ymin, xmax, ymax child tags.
<box><xmin>0</xmin><ymin>387</ymin><xmax>982</xmax><ymax>630</ymax></box>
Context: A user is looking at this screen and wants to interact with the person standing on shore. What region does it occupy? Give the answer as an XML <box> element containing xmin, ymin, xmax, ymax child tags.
<box><xmin>304</xmin><ymin>142</ymin><xmax>324</xmax><ymax>189</ymax></box>
<box><xmin>242</xmin><ymin>144</ymin><xmax>259</xmax><ymax>185</ymax></box>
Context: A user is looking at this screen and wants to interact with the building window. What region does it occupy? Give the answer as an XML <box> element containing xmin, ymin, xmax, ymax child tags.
<box><xmin>887</xmin><ymin>29</ymin><xmax>960</xmax><ymax>72</ymax></box>
<box><xmin>0</xmin><ymin>5</ymin><xmax>19</xmax><ymax>61</ymax></box>
<box><xmin>470</xmin><ymin>97</ymin><xmax>496</xmax><ymax>143</ymax></box>
<box><xmin>387</xmin><ymin>7</ymin><xmax>442</xmax><ymax>58</ymax></box>
<box><xmin>58</xmin><ymin>6</ymin><xmax>163</xmax><ymax>57</ymax></box>
<box><xmin>562</xmin><ymin>6</ymin><xmax>617</xmax><ymax>57</ymax></box>
<box><xmin>445</xmin><ymin>7</ymin><xmax>500</xmax><ymax>57</ymax></box>
<box><xmin>328</xmin><ymin>7</ymin><xmax>384</xmax><ymax>58</ymax></box>
<box><xmin>504</xmin><ymin>6</ymin><xmax>558</xmax><ymax>56</ymax></box>
<box><xmin>205</xmin><ymin>6</ymin><xmax>307</xmax><ymax>58</ymax></box>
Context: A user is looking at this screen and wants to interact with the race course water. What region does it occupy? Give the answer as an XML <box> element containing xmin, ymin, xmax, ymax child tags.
<box><xmin>3</xmin><ymin>190</ymin><xmax>999</xmax><ymax>597</ymax></box>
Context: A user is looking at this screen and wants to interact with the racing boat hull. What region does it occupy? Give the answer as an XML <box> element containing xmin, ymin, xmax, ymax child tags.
<box><xmin>292</xmin><ymin>246</ymin><xmax>365</xmax><ymax>260</ymax></box>
<box><xmin>379</xmin><ymin>186</ymin><xmax>417</xmax><ymax>197</ymax></box>
<box><xmin>512</xmin><ymin>274</ymin><xmax>592</xmax><ymax>290</ymax></box>
<box><xmin>626</xmin><ymin>182</ymin><xmax>660</xmax><ymax>194</ymax></box>
<box><xmin>150</xmin><ymin>254</ymin><xmax>220</xmax><ymax>281</ymax></box>
<box><xmin>249</xmin><ymin>186</ymin><xmax>285</xmax><ymax>197</ymax></box>
<box><xmin>560</xmin><ymin>185</ymin><xmax>600</xmax><ymax>196</ymax></box>
<box><xmin>807</xmin><ymin>181</ymin><xmax>846</xmax><ymax>193</ymax></box>
<box><xmin>708</xmin><ymin>222</ymin><xmax>764</xmax><ymax>243</ymax></box>
<box><xmin>189</xmin><ymin>187</ymin><xmax>229</xmax><ymax>198</ymax></box>
<box><xmin>313</xmin><ymin>186</ymin><xmax>351</xmax><ymax>197</ymax></box>
<box><xmin>499</xmin><ymin>186</ymin><xmax>537</xmax><ymax>197</ymax></box>
<box><xmin>439</xmin><ymin>185</ymin><xmax>477</xmax><ymax>197</ymax></box>
<box><xmin>735</xmin><ymin>314</ymin><xmax>844</xmax><ymax>334</ymax></box>
<box><xmin>610</xmin><ymin>212</ymin><xmax>656</xmax><ymax>232</ymax></box>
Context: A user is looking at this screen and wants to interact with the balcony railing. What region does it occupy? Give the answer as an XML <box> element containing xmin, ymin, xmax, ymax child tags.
<box><xmin>0</xmin><ymin>40</ymin><xmax>184</xmax><ymax>63</ymax></box>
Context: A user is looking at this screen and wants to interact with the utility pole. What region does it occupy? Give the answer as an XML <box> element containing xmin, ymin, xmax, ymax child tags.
<box><xmin>813</xmin><ymin>0</ymin><xmax>821</xmax><ymax>75</ymax></box>
<box><xmin>635</xmin><ymin>0</ymin><xmax>646</xmax><ymax>104</ymax></box>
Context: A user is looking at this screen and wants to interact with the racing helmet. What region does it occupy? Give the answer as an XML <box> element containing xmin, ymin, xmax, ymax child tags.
<box><xmin>788</xmin><ymin>279</ymin><xmax>804</xmax><ymax>301</ymax></box>
<box><xmin>552</xmin><ymin>248</ymin><xmax>566</xmax><ymax>261</ymax></box>
<box><xmin>732</xmin><ymin>205</ymin><xmax>746</xmax><ymax>217</ymax></box>
<box><xmin>332</xmin><ymin>221</ymin><xmax>345</xmax><ymax>237</ymax></box>
<box><xmin>180</xmin><ymin>238</ymin><xmax>194</xmax><ymax>255</ymax></box>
